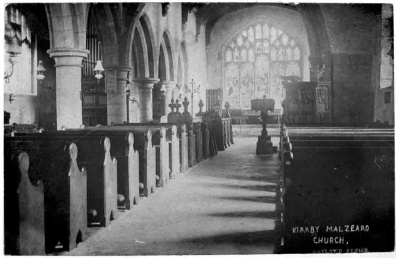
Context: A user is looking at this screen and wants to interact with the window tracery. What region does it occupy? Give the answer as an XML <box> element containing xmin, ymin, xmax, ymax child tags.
<box><xmin>224</xmin><ymin>21</ymin><xmax>302</xmax><ymax>110</ymax></box>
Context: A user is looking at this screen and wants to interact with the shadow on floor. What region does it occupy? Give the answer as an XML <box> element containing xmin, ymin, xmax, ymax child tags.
<box><xmin>207</xmin><ymin>210</ymin><xmax>280</xmax><ymax>220</ymax></box>
<box><xmin>205</xmin><ymin>173</ymin><xmax>280</xmax><ymax>184</ymax></box>
<box><xmin>179</xmin><ymin>229</ymin><xmax>282</xmax><ymax>254</ymax></box>
<box><xmin>202</xmin><ymin>182</ymin><xmax>279</xmax><ymax>192</ymax></box>
<box><xmin>219</xmin><ymin>195</ymin><xmax>278</xmax><ymax>204</ymax></box>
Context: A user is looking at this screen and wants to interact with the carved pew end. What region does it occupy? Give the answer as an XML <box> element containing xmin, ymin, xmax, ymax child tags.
<box><xmin>5</xmin><ymin>151</ymin><xmax>45</xmax><ymax>255</ymax></box>
<box><xmin>88</xmin><ymin>209</ymin><xmax>98</xmax><ymax>217</ymax></box>
<box><xmin>283</xmin><ymin>142</ymin><xmax>292</xmax><ymax>152</ymax></box>
<box><xmin>284</xmin><ymin>151</ymin><xmax>293</xmax><ymax>166</ymax></box>
<box><xmin>139</xmin><ymin>183</ymin><xmax>145</xmax><ymax>196</ymax></box>
<box><xmin>156</xmin><ymin>175</ymin><xmax>160</xmax><ymax>187</ymax></box>
<box><xmin>117</xmin><ymin>194</ymin><xmax>126</xmax><ymax>209</ymax></box>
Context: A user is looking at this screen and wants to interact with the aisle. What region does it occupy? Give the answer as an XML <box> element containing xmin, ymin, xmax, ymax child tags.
<box><xmin>66</xmin><ymin>137</ymin><xmax>282</xmax><ymax>255</ymax></box>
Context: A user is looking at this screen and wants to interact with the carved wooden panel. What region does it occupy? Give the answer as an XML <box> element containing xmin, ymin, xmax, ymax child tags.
<box><xmin>316</xmin><ymin>82</ymin><xmax>332</xmax><ymax>123</ymax></box>
<box><xmin>282</xmin><ymin>81</ymin><xmax>332</xmax><ymax>125</ymax></box>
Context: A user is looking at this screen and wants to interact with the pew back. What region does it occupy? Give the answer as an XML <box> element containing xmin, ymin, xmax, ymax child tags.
<box><xmin>279</xmin><ymin>126</ymin><xmax>395</xmax><ymax>253</ymax></box>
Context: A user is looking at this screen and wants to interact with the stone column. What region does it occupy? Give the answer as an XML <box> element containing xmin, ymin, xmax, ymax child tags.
<box><xmin>47</xmin><ymin>48</ymin><xmax>89</xmax><ymax>130</ymax></box>
<box><xmin>105</xmin><ymin>66</ymin><xmax>133</xmax><ymax>124</ymax></box>
<box><xmin>133</xmin><ymin>78</ymin><xmax>159</xmax><ymax>122</ymax></box>
<box><xmin>162</xmin><ymin>81</ymin><xmax>176</xmax><ymax>116</ymax></box>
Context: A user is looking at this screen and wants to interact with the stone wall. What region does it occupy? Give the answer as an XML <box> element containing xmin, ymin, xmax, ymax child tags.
<box><xmin>374</xmin><ymin>4</ymin><xmax>394</xmax><ymax>125</ymax></box>
<box><xmin>206</xmin><ymin>5</ymin><xmax>310</xmax><ymax>93</ymax></box>
<box><xmin>321</xmin><ymin>4</ymin><xmax>383</xmax><ymax>125</ymax></box>
<box><xmin>131</xmin><ymin>3</ymin><xmax>207</xmax><ymax>119</ymax></box>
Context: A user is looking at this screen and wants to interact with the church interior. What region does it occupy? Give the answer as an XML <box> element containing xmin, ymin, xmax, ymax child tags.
<box><xmin>3</xmin><ymin>2</ymin><xmax>395</xmax><ymax>255</ymax></box>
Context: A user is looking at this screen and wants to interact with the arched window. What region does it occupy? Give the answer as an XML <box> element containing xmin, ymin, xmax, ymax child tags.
<box><xmin>223</xmin><ymin>21</ymin><xmax>302</xmax><ymax>110</ymax></box>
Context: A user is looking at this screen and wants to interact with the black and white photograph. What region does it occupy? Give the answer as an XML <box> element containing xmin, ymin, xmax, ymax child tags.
<box><xmin>2</xmin><ymin>1</ymin><xmax>395</xmax><ymax>256</ymax></box>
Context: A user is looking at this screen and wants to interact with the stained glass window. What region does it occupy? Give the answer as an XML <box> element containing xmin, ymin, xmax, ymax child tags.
<box><xmin>224</xmin><ymin>21</ymin><xmax>302</xmax><ymax>110</ymax></box>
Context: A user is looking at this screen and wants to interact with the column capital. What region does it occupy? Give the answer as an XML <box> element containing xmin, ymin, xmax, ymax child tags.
<box><xmin>133</xmin><ymin>77</ymin><xmax>159</xmax><ymax>89</ymax></box>
<box><xmin>133</xmin><ymin>77</ymin><xmax>159</xmax><ymax>84</ymax></box>
<box><xmin>104</xmin><ymin>66</ymin><xmax>133</xmax><ymax>72</ymax></box>
<box><xmin>47</xmin><ymin>48</ymin><xmax>90</xmax><ymax>67</ymax></box>
<box><xmin>161</xmin><ymin>81</ymin><xmax>177</xmax><ymax>91</ymax></box>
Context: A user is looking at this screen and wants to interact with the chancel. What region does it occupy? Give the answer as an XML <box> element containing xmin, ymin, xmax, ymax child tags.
<box><xmin>3</xmin><ymin>2</ymin><xmax>394</xmax><ymax>256</ymax></box>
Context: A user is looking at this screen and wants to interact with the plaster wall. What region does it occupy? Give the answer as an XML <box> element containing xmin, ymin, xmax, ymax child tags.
<box><xmin>183</xmin><ymin>11</ymin><xmax>207</xmax><ymax>116</ymax></box>
<box><xmin>4</xmin><ymin>95</ymin><xmax>37</xmax><ymax>125</ymax></box>
<box><xmin>4</xmin><ymin>38</ymin><xmax>37</xmax><ymax>125</ymax></box>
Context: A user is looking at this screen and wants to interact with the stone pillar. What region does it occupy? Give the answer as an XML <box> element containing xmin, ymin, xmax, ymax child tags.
<box><xmin>47</xmin><ymin>48</ymin><xmax>89</xmax><ymax>130</ymax></box>
<box><xmin>133</xmin><ymin>78</ymin><xmax>159</xmax><ymax>122</ymax></box>
<box><xmin>105</xmin><ymin>66</ymin><xmax>133</xmax><ymax>124</ymax></box>
<box><xmin>162</xmin><ymin>81</ymin><xmax>176</xmax><ymax>116</ymax></box>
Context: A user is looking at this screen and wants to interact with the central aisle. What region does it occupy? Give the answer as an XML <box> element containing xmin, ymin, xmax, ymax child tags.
<box><xmin>67</xmin><ymin>136</ymin><xmax>282</xmax><ymax>255</ymax></box>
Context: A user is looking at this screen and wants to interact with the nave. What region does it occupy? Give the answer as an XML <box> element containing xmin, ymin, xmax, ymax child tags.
<box><xmin>66</xmin><ymin>136</ymin><xmax>282</xmax><ymax>255</ymax></box>
<box><xmin>3</xmin><ymin>2</ymin><xmax>394</xmax><ymax>255</ymax></box>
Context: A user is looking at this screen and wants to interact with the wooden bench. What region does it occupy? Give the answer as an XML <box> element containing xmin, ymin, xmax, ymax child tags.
<box><xmin>279</xmin><ymin>126</ymin><xmax>394</xmax><ymax>253</ymax></box>
<box><xmin>5</xmin><ymin>136</ymin><xmax>88</xmax><ymax>253</ymax></box>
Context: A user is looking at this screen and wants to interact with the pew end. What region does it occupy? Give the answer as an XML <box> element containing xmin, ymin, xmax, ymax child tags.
<box><xmin>5</xmin><ymin>151</ymin><xmax>46</xmax><ymax>255</ymax></box>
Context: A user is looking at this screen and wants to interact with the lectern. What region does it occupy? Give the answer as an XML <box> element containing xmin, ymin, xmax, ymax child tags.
<box><xmin>251</xmin><ymin>96</ymin><xmax>275</xmax><ymax>154</ymax></box>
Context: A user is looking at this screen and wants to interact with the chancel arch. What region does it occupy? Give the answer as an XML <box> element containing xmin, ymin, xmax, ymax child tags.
<box><xmin>223</xmin><ymin>20</ymin><xmax>304</xmax><ymax>111</ymax></box>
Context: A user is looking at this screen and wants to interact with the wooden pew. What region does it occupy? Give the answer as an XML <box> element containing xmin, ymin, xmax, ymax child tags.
<box><xmin>4</xmin><ymin>123</ymin><xmax>42</xmax><ymax>136</ymax></box>
<box><xmin>4</xmin><ymin>150</ymin><xmax>45</xmax><ymax>255</ymax></box>
<box><xmin>5</xmin><ymin>136</ymin><xmax>88</xmax><ymax>253</ymax></box>
<box><xmin>201</xmin><ymin>121</ymin><xmax>210</xmax><ymax>159</ymax></box>
<box><xmin>13</xmin><ymin>132</ymin><xmax>117</xmax><ymax>229</ymax></box>
<box><xmin>112</xmin><ymin>123</ymin><xmax>181</xmax><ymax>178</ymax></box>
<box><xmin>194</xmin><ymin>122</ymin><xmax>203</xmax><ymax>163</ymax></box>
<box><xmin>279</xmin><ymin>126</ymin><xmax>394</xmax><ymax>253</ymax></box>
<box><xmin>63</xmin><ymin>130</ymin><xmax>139</xmax><ymax>209</ymax></box>
<box><xmin>202</xmin><ymin>110</ymin><xmax>225</xmax><ymax>154</ymax></box>
<box><xmin>179</xmin><ymin>124</ymin><xmax>189</xmax><ymax>173</ymax></box>
<box><xmin>74</xmin><ymin>126</ymin><xmax>158</xmax><ymax>197</ymax></box>
<box><xmin>222</xmin><ymin>118</ymin><xmax>230</xmax><ymax>149</ymax></box>
<box><xmin>188</xmin><ymin>124</ymin><xmax>196</xmax><ymax>167</ymax></box>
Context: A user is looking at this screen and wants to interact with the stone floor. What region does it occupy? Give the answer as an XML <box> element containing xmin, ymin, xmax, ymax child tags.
<box><xmin>66</xmin><ymin>135</ymin><xmax>282</xmax><ymax>256</ymax></box>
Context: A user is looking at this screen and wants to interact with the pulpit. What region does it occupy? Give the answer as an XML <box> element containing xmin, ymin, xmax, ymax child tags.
<box><xmin>251</xmin><ymin>96</ymin><xmax>276</xmax><ymax>154</ymax></box>
<box><xmin>282</xmin><ymin>81</ymin><xmax>332</xmax><ymax>125</ymax></box>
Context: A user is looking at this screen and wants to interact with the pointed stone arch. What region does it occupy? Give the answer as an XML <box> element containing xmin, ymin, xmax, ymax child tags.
<box><xmin>46</xmin><ymin>3</ymin><xmax>90</xmax><ymax>50</ymax></box>
<box><xmin>132</xmin><ymin>23</ymin><xmax>148</xmax><ymax>78</ymax></box>
<box><xmin>137</xmin><ymin>13</ymin><xmax>156</xmax><ymax>78</ymax></box>
<box><xmin>91</xmin><ymin>4</ymin><xmax>118</xmax><ymax>67</ymax></box>
<box><xmin>180</xmin><ymin>41</ymin><xmax>189</xmax><ymax>87</ymax></box>
<box><xmin>296</xmin><ymin>4</ymin><xmax>332</xmax><ymax>81</ymax></box>
<box><xmin>160</xmin><ymin>30</ymin><xmax>175</xmax><ymax>82</ymax></box>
